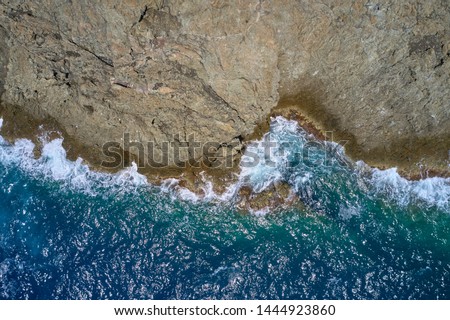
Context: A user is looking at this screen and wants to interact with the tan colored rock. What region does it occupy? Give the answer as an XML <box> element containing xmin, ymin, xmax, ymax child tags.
<box><xmin>0</xmin><ymin>0</ymin><xmax>448</xmax><ymax>180</ymax></box>
<box><xmin>236</xmin><ymin>182</ymin><xmax>302</xmax><ymax>213</ymax></box>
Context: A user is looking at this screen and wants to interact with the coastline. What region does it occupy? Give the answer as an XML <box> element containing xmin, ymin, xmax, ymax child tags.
<box><xmin>1</xmin><ymin>0</ymin><xmax>449</xmax><ymax>189</ymax></box>
<box><xmin>1</xmin><ymin>100</ymin><xmax>448</xmax><ymax>196</ymax></box>
<box><xmin>1</xmin><ymin>0</ymin><xmax>450</xmax><ymax>302</ymax></box>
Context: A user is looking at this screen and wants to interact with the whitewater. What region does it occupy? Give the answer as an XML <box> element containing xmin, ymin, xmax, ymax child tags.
<box><xmin>0</xmin><ymin>117</ymin><xmax>449</xmax><ymax>299</ymax></box>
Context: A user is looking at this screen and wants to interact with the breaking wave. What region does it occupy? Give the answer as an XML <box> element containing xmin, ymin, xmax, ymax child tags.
<box><xmin>0</xmin><ymin>116</ymin><xmax>449</xmax><ymax>299</ymax></box>
<box><xmin>1</xmin><ymin>117</ymin><xmax>448</xmax><ymax>212</ymax></box>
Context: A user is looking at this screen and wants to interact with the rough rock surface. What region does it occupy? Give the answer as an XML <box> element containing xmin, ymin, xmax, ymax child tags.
<box><xmin>0</xmin><ymin>0</ymin><xmax>449</xmax><ymax>180</ymax></box>
<box><xmin>236</xmin><ymin>182</ymin><xmax>302</xmax><ymax>213</ymax></box>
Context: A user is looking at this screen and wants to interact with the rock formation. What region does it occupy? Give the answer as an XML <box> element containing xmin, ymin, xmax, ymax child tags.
<box><xmin>0</xmin><ymin>0</ymin><xmax>449</xmax><ymax>182</ymax></box>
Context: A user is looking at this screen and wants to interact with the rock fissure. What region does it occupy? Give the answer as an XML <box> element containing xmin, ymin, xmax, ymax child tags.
<box><xmin>66</xmin><ymin>38</ymin><xmax>114</xmax><ymax>68</ymax></box>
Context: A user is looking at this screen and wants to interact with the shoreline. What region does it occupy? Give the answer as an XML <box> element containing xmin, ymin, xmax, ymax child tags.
<box><xmin>1</xmin><ymin>102</ymin><xmax>449</xmax><ymax>214</ymax></box>
<box><xmin>0</xmin><ymin>102</ymin><xmax>448</xmax><ymax>194</ymax></box>
<box><xmin>271</xmin><ymin>100</ymin><xmax>450</xmax><ymax>180</ymax></box>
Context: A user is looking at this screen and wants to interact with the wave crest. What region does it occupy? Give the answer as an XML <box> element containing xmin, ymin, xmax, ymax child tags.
<box><xmin>0</xmin><ymin>117</ymin><xmax>448</xmax><ymax>212</ymax></box>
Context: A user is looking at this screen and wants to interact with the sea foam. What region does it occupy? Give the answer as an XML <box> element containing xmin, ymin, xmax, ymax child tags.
<box><xmin>234</xmin><ymin>117</ymin><xmax>449</xmax><ymax>211</ymax></box>
<box><xmin>0</xmin><ymin>134</ymin><xmax>148</xmax><ymax>196</ymax></box>
<box><xmin>369</xmin><ymin>167</ymin><xmax>450</xmax><ymax>209</ymax></box>
<box><xmin>0</xmin><ymin>117</ymin><xmax>448</xmax><ymax>212</ymax></box>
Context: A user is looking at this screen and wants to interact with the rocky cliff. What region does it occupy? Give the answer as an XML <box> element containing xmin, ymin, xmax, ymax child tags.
<box><xmin>0</xmin><ymin>0</ymin><xmax>449</xmax><ymax>182</ymax></box>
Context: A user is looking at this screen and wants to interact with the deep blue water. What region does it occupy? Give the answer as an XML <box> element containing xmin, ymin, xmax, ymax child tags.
<box><xmin>0</xmin><ymin>117</ymin><xmax>449</xmax><ymax>299</ymax></box>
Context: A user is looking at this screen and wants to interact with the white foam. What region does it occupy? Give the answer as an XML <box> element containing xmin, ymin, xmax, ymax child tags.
<box><xmin>0</xmin><ymin>116</ymin><xmax>307</xmax><ymax>211</ymax></box>
<box><xmin>0</xmin><ymin>118</ymin><xmax>3</xmax><ymax>130</ymax></box>
<box><xmin>159</xmin><ymin>177</ymin><xmax>206</xmax><ymax>203</ymax></box>
<box><xmin>159</xmin><ymin>172</ymin><xmax>238</xmax><ymax>204</ymax></box>
<box><xmin>177</xmin><ymin>187</ymin><xmax>201</xmax><ymax>203</ymax></box>
<box><xmin>161</xmin><ymin>116</ymin><xmax>449</xmax><ymax>212</ymax></box>
<box><xmin>0</xmin><ymin>116</ymin><xmax>448</xmax><ymax>212</ymax></box>
<box><xmin>252</xmin><ymin>206</ymin><xmax>271</xmax><ymax>217</ymax></box>
<box><xmin>238</xmin><ymin>117</ymin><xmax>301</xmax><ymax>193</ymax></box>
<box><xmin>115</xmin><ymin>162</ymin><xmax>148</xmax><ymax>186</ymax></box>
<box><xmin>369</xmin><ymin>167</ymin><xmax>450</xmax><ymax>210</ymax></box>
<box><xmin>0</xmin><ymin>134</ymin><xmax>148</xmax><ymax>195</ymax></box>
<box><xmin>159</xmin><ymin>178</ymin><xmax>179</xmax><ymax>192</ymax></box>
<box><xmin>41</xmin><ymin>139</ymin><xmax>76</xmax><ymax>180</ymax></box>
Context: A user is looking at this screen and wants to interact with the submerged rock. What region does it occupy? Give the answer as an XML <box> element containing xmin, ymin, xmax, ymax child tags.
<box><xmin>236</xmin><ymin>182</ymin><xmax>302</xmax><ymax>213</ymax></box>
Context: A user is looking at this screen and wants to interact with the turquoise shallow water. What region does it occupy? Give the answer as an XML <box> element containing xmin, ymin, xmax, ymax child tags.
<box><xmin>0</xmin><ymin>117</ymin><xmax>449</xmax><ymax>299</ymax></box>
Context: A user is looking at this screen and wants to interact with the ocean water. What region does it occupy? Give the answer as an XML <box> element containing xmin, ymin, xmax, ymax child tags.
<box><xmin>0</xmin><ymin>117</ymin><xmax>449</xmax><ymax>299</ymax></box>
